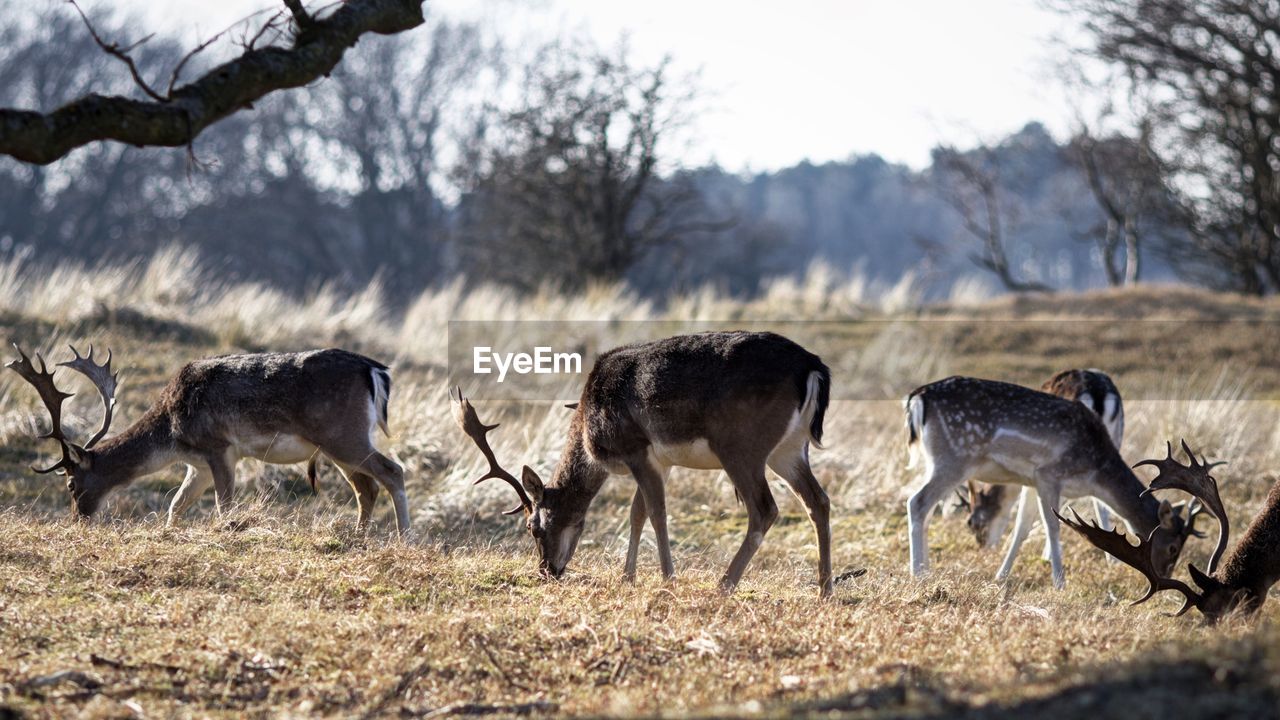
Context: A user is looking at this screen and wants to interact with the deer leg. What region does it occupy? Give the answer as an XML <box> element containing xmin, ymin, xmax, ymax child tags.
<box><xmin>719</xmin><ymin>459</ymin><xmax>778</xmax><ymax>594</ymax></box>
<box><xmin>768</xmin><ymin>447</ymin><xmax>833</xmax><ymax>598</ymax></box>
<box><xmin>333</xmin><ymin>465</ymin><xmax>381</xmax><ymax>533</ymax></box>
<box><xmin>1034</xmin><ymin>483</ymin><xmax>1066</xmax><ymax>589</ymax></box>
<box><xmin>996</xmin><ymin>485</ymin><xmax>1039</xmax><ymax>580</ymax></box>
<box><xmin>1093</xmin><ymin>497</ymin><xmax>1114</xmax><ymax>531</ymax></box>
<box><xmin>628</xmin><ymin>458</ymin><xmax>673</xmax><ymax>580</ymax></box>
<box><xmin>1091</xmin><ymin>497</ymin><xmax>1118</xmax><ymax>563</ymax></box>
<box><xmin>207</xmin><ymin>451</ymin><xmax>237</xmax><ymax>518</ymax></box>
<box><xmin>623</xmin><ymin>488</ymin><xmax>648</xmax><ymax>582</ymax></box>
<box><xmin>167</xmin><ymin>463</ymin><xmax>213</xmax><ymax>526</ymax></box>
<box><xmin>1039</xmin><ymin>488</ymin><xmax>1056</xmax><ymax>561</ymax></box>
<box><xmin>907</xmin><ymin>465</ymin><xmax>965</xmax><ymax>577</ymax></box>
<box><xmin>327</xmin><ymin>446</ymin><xmax>410</xmax><ymax>537</ymax></box>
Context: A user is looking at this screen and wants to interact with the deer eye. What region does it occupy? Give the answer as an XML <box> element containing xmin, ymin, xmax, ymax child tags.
<box><xmin>66</xmin><ymin>480</ymin><xmax>76</xmax><ymax>492</ymax></box>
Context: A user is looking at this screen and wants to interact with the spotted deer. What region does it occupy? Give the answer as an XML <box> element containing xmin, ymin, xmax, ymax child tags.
<box><xmin>7</xmin><ymin>344</ymin><xmax>409</xmax><ymax>534</ymax></box>
<box><xmin>904</xmin><ymin>376</ymin><xmax>1204</xmax><ymax>588</ymax></box>
<box><xmin>965</xmin><ymin>370</ymin><xmax>1124</xmax><ymax>569</ymax></box>
<box><xmin>1060</xmin><ymin>441</ymin><xmax>1273</xmax><ymax>624</ymax></box>
<box><xmin>453</xmin><ymin>331</ymin><xmax>834</xmax><ymax>596</ymax></box>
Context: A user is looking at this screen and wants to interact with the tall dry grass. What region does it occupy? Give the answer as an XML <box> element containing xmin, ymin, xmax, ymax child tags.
<box><xmin>2</xmin><ymin>245</ymin><xmax>1278</xmax><ymax>538</ymax></box>
<box><xmin>3</xmin><ymin>247</ymin><xmax>1280</xmax><ymax>717</ymax></box>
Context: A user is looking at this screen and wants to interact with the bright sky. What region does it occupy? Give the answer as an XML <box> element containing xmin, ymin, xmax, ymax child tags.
<box><xmin>124</xmin><ymin>0</ymin><xmax>1082</xmax><ymax>172</ymax></box>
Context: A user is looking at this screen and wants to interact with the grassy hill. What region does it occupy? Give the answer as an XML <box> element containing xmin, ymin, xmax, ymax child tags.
<box><xmin>1</xmin><ymin>252</ymin><xmax>1279</xmax><ymax>718</ymax></box>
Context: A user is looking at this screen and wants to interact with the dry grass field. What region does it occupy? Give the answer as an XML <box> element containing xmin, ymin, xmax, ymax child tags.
<box><xmin>2</xmin><ymin>249</ymin><xmax>1280</xmax><ymax>718</ymax></box>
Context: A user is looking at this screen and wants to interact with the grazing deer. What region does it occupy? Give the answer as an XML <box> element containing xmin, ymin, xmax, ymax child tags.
<box><xmin>7</xmin><ymin>344</ymin><xmax>409</xmax><ymax>534</ymax></box>
<box><xmin>904</xmin><ymin>376</ymin><xmax>1203</xmax><ymax>588</ymax></box>
<box><xmin>1059</xmin><ymin>441</ymin><xmax>1270</xmax><ymax>623</ymax></box>
<box><xmin>966</xmin><ymin>369</ymin><xmax>1123</xmax><ymax>560</ymax></box>
<box><xmin>453</xmin><ymin>331</ymin><xmax>834</xmax><ymax>596</ymax></box>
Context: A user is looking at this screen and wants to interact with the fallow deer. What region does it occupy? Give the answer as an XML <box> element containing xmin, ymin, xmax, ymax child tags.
<box><xmin>904</xmin><ymin>376</ymin><xmax>1208</xmax><ymax>588</ymax></box>
<box><xmin>7</xmin><ymin>344</ymin><xmax>410</xmax><ymax>534</ymax></box>
<box><xmin>453</xmin><ymin>331</ymin><xmax>834</xmax><ymax>596</ymax></box>
<box><xmin>1060</xmin><ymin>440</ymin><xmax>1274</xmax><ymax>623</ymax></box>
<box><xmin>966</xmin><ymin>370</ymin><xmax>1123</xmax><ymax>566</ymax></box>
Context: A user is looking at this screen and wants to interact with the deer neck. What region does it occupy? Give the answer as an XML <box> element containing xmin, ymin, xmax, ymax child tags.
<box><xmin>1216</xmin><ymin>480</ymin><xmax>1280</xmax><ymax>598</ymax></box>
<box><xmin>90</xmin><ymin>409</ymin><xmax>178</xmax><ymax>488</ymax></box>
<box><xmin>1094</xmin><ymin>456</ymin><xmax>1165</xmax><ymax>538</ymax></box>
<box><xmin>548</xmin><ymin>421</ymin><xmax>609</xmax><ymax>514</ymax></box>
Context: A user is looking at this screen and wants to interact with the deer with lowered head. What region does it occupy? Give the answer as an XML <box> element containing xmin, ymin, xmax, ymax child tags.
<box><xmin>904</xmin><ymin>376</ymin><xmax>1209</xmax><ymax>588</ymax></box>
<box><xmin>1061</xmin><ymin>440</ymin><xmax>1278</xmax><ymax>623</ymax></box>
<box><xmin>7</xmin><ymin>344</ymin><xmax>409</xmax><ymax>534</ymax></box>
<box><xmin>453</xmin><ymin>331</ymin><xmax>834</xmax><ymax>596</ymax></box>
<box><xmin>964</xmin><ymin>369</ymin><xmax>1125</xmax><ymax>565</ymax></box>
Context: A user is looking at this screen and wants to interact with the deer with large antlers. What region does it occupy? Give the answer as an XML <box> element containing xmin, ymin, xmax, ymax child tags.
<box><xmin>8</xmin><ymin>344</ymin><xmax>409</xmax><ymax>534</ymax></box>
<box><xmin>904</xmin><ymin>376</ymin><xmax>1204</xmax><ymax>588</ymax></box>
<box><xmin>1059</xmin><ymin>440</ymin><xmax>1276</xmax><ymax>623</ymax></box>
<box><xmin>453</xmin><ymin>331</ymin><xmax>834</xmax><ymax>596</ymax></box>
<box><xmin>964</xmin><ymin>369</ymin><xmax>1124</xmax><ymax>559</ymax></box>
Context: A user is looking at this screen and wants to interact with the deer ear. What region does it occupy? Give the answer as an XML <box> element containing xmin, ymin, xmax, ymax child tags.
<box><xmin>1188</xmin><ymin>563</ymin><xmax>1222</xmax><ymax>592</ymax></box>
<box><xmin>521</xmin><ymin>466</ymin><xmax>544</xmax><ymax>504</ymax></box>
<box><xmin>1158</xmin><ymin>499</ymin><xmax>1175</xmax><ymax>529</ymax></box>
<box><xmin>68</xmin><ymin>443</ymin><xmax>88</xmax><ymax>467</ymax></box>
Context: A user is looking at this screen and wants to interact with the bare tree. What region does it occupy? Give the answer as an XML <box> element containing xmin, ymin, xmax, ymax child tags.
<box><xmin>454</xmin><ymin>42</ymin><xmax>727</xmax><ymax>291</ymax></box>
<box><xmin>0</xmin><ymin>0</ymin><xmax>426</xmax><ymax>165</ymax></box>
<box><xmin>177</xmin><ymin>19</ymin><xmax>498</xmax><ymax>291</ymax></box>
<box><xmin>930</xmin><ymin>143</ymin><xmax>1053</xmax><ymax>293</ymax></box>
<box><xmin>1060</xmin><ymin>0</ymin><xmax>1280</xmax><ymax>294</ymax></box>
<box><xmin>1066</xmin><ymin>123</ymin><xmax>1173</xmax><ymax>286</ymax></box>
<box><xmin>0</xmin><ymin>1</ymin><xmax>186</xmax><ymax>259</ymax></box>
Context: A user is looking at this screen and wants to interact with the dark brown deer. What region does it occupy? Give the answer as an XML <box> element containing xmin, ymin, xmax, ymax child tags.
<box><xmin>1060</xmin><ymin>440</ymin><xmax>1276</xmax><ymax>623</ymax></box>
<box><xmin>905</xmin><ymin>376</ymin><xmax>1207</xmax><ymax>588</ymax></box>
<box><xmin>8</xmin><ymin>344</ymin><xmax>409</xmax><ymax>534</ymax></box>
<box><xmin>966</xmin><ymin>369</ymin><xmax>1125</xmax><ymax>555</ymax></box>
<box><xmin>453</xmin><ymin>331</ymin><xmax>834</xmax><ymax>596</ymax></box>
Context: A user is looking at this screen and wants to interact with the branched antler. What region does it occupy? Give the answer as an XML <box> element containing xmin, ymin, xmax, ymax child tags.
<box><xmin>58</xmin><ymin>344</ymin><xmax>118</xmax><ymax>449</ymax></box>
<box><xmin>451</xmin><ymin>387</ymin><xmax>532</xmax><ymax>516</ymax></box>
<box><xmin>1057</xmin><ymin>509</ymin><xmax>1203</xmax><ymax>616</ymax></box>
<box><xmin>1137</xmin><ymin>440</ymin><xmax>1230</xmax><ymax>573</ymax></box>
<box><xmin>6</xmin><ymin>344</ymin><xmax>78</xmax><ymax>474</ymax></box>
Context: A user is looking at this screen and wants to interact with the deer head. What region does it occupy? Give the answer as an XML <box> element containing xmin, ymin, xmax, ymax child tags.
<box><xmin>1059</xmin><ymin>440</ymin><xmax>1247</xmax><ymax>623</ymax></box>
<box><xmin>965</xmin><ymin>482</ymin><xmax>1011</xmax><ymax>548</ymax></box>
<box><xmin>453</xmin><ymin>388</ymin><xmax>581</xmax><ymax>577</ymax></box>
<box><xmin>1137</xmin><ymin>440</ymin><xmax>1229</xmax><ymax>573</ymax></box>
<box><xmin>8</xmin><ymin>344</ymin><xmax>118</xmax><ymax>517</ymax></box>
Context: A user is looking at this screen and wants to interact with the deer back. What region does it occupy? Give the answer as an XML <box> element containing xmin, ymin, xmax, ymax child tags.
<box><xmin>158</xmin><ymin>348</ymin><xmax>389</xmax><ymax>445</ymax></box>
<box><xmin>909</xmin><ymin>376</ymin><xmax>1116</xmax><ymax>468</ymax></box>
<box><xmin>1041</xmin><ymin>368</ymin><xmax>1124</xmax><ymax>447</ymax></box>
<box><xmin>574</xmin><ymin>331</ymin><xmax>829</xmax><ymax>464</ymax></box>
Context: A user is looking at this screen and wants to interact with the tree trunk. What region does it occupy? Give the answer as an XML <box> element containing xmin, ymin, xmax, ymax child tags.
<box><xmin>1123</xmin><ymin>218</ymin><xmax>1140</xmax><ymax>285</ymax></box>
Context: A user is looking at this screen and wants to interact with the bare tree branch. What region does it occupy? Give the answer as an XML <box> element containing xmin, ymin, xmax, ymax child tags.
<box><xmin>67</xmin><ymin>0</ymin><xmax>166</xmax><ymax>102</ymax></box>
<box><xmin>0</xmin><ymin>0</ymin><xmax>425</xmax><ymax>165</ymax></box>
<box><xmin>931</xmin><ymin>144</ymin><xmax>1054</xmax><ymax>293</ymax></box>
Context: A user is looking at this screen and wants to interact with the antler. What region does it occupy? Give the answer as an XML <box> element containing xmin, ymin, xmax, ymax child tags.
<box><xmin>58</xmin><ymin>344</ymin><xmax>118</xmax><ymax>449</ymax></box>
<box><xmin>6</xmin><ymin>343</ymin><xmax>78</xmax><ymax>474</ymax></box>
<box><xmin>450</xmin><ymin>387</ymin><xmax>532</xmax><ymax>516</ymax></box>
<box><xmin>1056</xmin><ymin>509</ymin><xmax>1203</xmax><ymax>616</ymax></box>
<box><xmin>1136</xmin><ymin>440</ymin><xmax>1230</xmax><ymax>574</ymax></box>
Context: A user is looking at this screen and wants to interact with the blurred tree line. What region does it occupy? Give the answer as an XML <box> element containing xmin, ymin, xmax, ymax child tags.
<box><xmin>1</xmin><ymin>0</ymin><xmax>1277</xmax><ymax>298</ymax></box>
